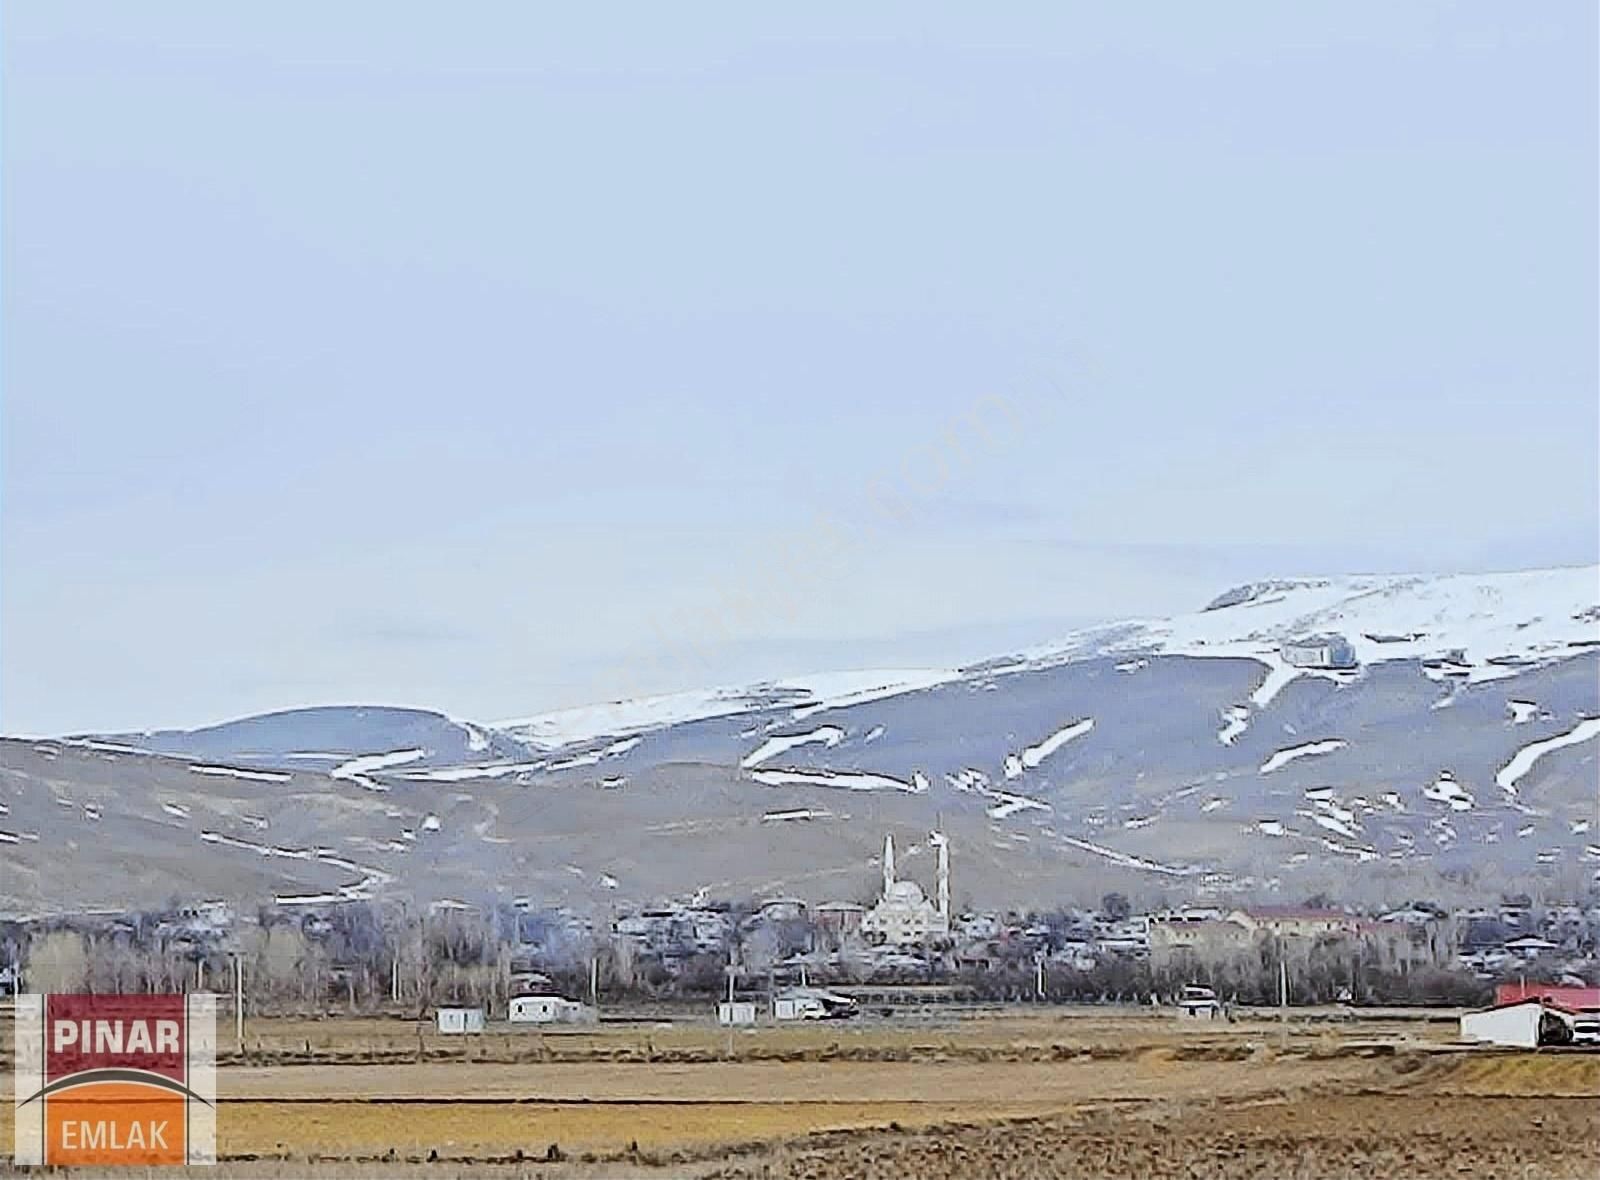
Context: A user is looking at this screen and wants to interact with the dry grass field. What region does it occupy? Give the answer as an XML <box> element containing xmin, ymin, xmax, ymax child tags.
<box><xmin>1</xmin><ymin>1009</ymin><xmax>1594</xmax><ymax>1177</ymax></box>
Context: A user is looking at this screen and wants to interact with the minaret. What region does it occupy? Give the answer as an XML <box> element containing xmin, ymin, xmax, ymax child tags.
<box><xmin>882</xmin><ymin>833</ymin><xmax>896</xmax><ymax>897</ymax></box>
<box><xmin>933</xmin><ymin>831</ymin><xmax>950</xmax><ymax>921</ymax></box>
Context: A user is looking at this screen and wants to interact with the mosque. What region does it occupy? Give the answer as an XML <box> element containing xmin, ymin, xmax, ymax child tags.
<box><xmin>860</xmin><ymin>831</ymin><xmax>950</xmax><ymax>945</ymax></box>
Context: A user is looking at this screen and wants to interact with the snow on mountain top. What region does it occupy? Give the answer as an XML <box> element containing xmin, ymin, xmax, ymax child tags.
<box><xmin>1024</xmin><ymin>565</ymin><xmax>1599</xmax><ymax>673</ymax></box>
<box><xmin>492</xmin><ymin>568</ymin><xmax>1595</xmax><ymax>752</ymax></box>
<box><xmin>494</xmin><ymin>669</ymin><xmax>959</xmax><ymax>750</ymax></box>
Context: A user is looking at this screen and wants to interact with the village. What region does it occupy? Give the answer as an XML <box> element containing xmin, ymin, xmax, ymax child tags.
<box><xmin>4</xmin><ymin>829</ymin><xmax>1598</xmax><ymax>1053</ymax></box>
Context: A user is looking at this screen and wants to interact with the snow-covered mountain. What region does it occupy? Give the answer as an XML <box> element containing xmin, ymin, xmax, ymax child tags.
<box><xmin>1016</xmin><ymin>566</ymin><xmax>1599</xmax><ymax>681</ymax></box>
<box><xmin>4</xmin><ymin>565</ymin><xmax>1596</xmax><ymax>914</ymax></box>
<box><xmin>486</xmin><ymin>565</ymin><xmax>1599</xmax><ymax>753</ymax></box>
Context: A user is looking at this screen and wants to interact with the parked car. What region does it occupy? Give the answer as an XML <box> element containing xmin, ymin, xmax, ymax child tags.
<box><xmin>1570</xmin><ymin>1015</ymin><xmax>1600</xmax><ymax>1046</ymax></box>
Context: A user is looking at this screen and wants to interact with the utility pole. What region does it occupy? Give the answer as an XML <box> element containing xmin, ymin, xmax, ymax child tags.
<box><xmin>589</xmin><ymin>956</ymin><xmax>599</xmax><ymax>1007</ymax></box>
<box><xmin>1035</xmin><ymin>955</ymin><xmax>1046</xmax><ymax>1001</ymax></box>
<box><xmin>232</xmin><ymin>954</ymin><xmax>244</xmax><ymax>1054</ymax></box>
<box><xmin>1278</xmin><ymin>955</ymin><xmax>1289</xmax><ymax>1048</ymax></box>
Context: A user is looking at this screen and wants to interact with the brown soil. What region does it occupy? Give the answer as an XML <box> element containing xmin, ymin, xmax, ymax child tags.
<box><xmin>0</xmin><ymin>1014</ymin><xmax>1591</xmax><ymax>1178</ymax></box>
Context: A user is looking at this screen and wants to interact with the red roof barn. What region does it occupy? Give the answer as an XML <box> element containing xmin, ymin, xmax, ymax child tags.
<box><xmin>1494</xmin><ymin>983</ymin><xmax>1600</xmax><ymax>1010</ymax></box>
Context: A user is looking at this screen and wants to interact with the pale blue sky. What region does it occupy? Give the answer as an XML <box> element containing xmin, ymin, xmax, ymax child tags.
<box><xmin>3</xmin><ymin>3</ymin><xmax>1596</xmax><ymax>734</ymax></box>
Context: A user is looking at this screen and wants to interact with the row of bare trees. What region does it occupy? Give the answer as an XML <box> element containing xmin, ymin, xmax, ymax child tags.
<box><xmin>6</xmin><ymin>900</ymin><xmax>1580</xmax><ymax>1013</ymax></box>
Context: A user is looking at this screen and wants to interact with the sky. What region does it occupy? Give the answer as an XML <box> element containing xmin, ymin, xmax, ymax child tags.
<box><xmin>2</xmin><ymin>3</ymin><xmax>1596</xmax><ymax>735</ymax></box>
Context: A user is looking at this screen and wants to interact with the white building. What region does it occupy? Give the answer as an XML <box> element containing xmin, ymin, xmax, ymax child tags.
<box><xmin>1460</xmin><ymin>998</ymin><xmax>1572</xmax><ymax>1048</ymax></box>
<box><xmin>860</xmin><ymin>832</ymin><xmax>950</xmax><ymax>946</ymax></box>
<box><xmin>436</xmin><ymin>1007</ymin><xmax>485</xmax><ymax>1034</ymax></box>
<box><xmin>1281</xmin><ymin>633</ymin><xmax>1358</xmax><ymax>670</ymax></box>
<box><xmin>508</xmin><ymin>995</ymin><xmax>595</xmax><ymax>1025</ymax></box>
<box><xmin>772</xmin><ymin>987</ymin><xmax>858</xmax><ymax>1021</ymax></box>
<box><xmin>717</xmin><ymin>1001</ymin><xmax>758</xmax><ymax>1026</ymax></box>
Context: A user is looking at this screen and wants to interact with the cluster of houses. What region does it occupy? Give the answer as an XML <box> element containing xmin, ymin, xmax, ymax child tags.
<box><xmin>1452</xmin><ymin>896</ymin><xmax>1598</xmax><ymax>977</ymax></box>
<box><xmin>576</xmin><ymin>842</ymin><xmax>1600</xmax><ymax>1009</ymax></box>
<box><xmin>6</xmin><ymin>838</ymin><xmax>1598</xmax><ymax>1053</ymax></box>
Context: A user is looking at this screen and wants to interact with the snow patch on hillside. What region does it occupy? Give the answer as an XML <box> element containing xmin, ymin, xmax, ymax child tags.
<box><xmin>550</xmin><ymin>737</ymin><xmax>640</xmax><ymax>771</ymax></box>
<box><xmin>1496</xmin><ymin>718</ymin><xmax>1600</xmax><ymax>797</ymax></box>
<box><xmin>331</xmin><ymin>748</ymin><xmax>425</xmax><ymax>791</ymax></box>
<box><xmin>740</xmin><ymin>726</ymin><xmax>845</xmax><ymax>769</ymax></box>
<box><xmin>1423</xmin><ymin>773</ymin><xmax>1475</xmax><ymax>812</ymax></box>
<box><xmin>495</xmin><ymin>669</ymin><xmax>957</xmax><ymax>750</ymax></box>
<box><xmin>1250</xmin><ymin>656</ymin><xmax>1303</xmax><ymax>708</ymax></box>
<box><xmin>1507</xmin><ymin>701</ymin><xmax>1539</xmax><ymax>725</ymax></box>
<box><xmin>189</xmin><ymin>764</ymin><xmax>291</xmax><ymax>784</ymax></box>
<box><xmin>762</xmin><ymin>808</ymin><xmax>834</xmax><ymax>823</ymax></box>
<box><xmin>1260</xmin><ymin>739</ymin><xmax>1348</xmax><ymax>775</ymax></box>
<box><xmin>985</xmin><ymin>789</ymin><xmax>1052</xmax><ymax>820</ymax></box>
<box><xmin>788</xmin><ymin>669</ymin><xmax>961</xmax><ymax>720</ymax></box>
<box><xmin>456</xmin><ymin>720</ymin><xmax>492</xmax><ymax>752</ymax></box>
<box><xmin>750</xmin><ymin>767</ymin><xmax>925</xmax><ymax>793</ymax></box>
<box><xmin>1057</xmin><ymin>834</ymin><xmax>1189</xmax><ymax>877</ymax></box>
<box><xmin>1217</xmin><ymin>707</ymin><xmax>1250</xmax><ymax>746</ymax></box>
<box><xmin>402</xmin><ymin>761</ymin><xmax>543</xmax><ymax>782</ymax></box>
<box><xmin>1021</xmin><ymin>718</ymin><xmax>1095</xmax><ymax>769</ymax></box>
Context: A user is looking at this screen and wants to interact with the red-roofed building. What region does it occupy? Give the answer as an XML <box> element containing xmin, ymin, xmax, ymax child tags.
<box><xmin>1494</xmin><ymin>983</ymin><xmax>1600</xmax><ymax>1010</ymax></box>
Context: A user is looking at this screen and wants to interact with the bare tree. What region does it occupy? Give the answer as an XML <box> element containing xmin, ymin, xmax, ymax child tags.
<box><xmin>28</xmin><ymin>931</ymin><xmax>89</xmax><ymax>992</ymax></box>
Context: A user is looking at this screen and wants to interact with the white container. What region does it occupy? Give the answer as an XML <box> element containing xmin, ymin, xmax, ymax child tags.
<box><xmin>436</xmin><ymin>1007</ymin><xmax>485</xmax><ymax>1034</ymax></box>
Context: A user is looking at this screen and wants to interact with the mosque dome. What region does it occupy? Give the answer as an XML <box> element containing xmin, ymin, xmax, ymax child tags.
<box><xmin>887</xmin><ymin>880</ymin><xmax>927</xmax><ymax>904</ymax></box>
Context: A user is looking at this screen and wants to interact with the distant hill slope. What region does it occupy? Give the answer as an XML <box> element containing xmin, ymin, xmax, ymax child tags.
<box><xmin>4</xmin><ymin>565</ymin><xmax>1596</xmax><ymax>914</ymax></box>
<box><xmin>100</xmin><ymin>705</ymin><xmax>522</xmax><ymax>767</ymax></box>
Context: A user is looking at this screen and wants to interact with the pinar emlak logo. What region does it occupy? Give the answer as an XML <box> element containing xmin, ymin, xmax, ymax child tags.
<box><xmin>13</xmin><ymin>993</ymin><xmax>216</xmax><ymax>1166</ymax></box>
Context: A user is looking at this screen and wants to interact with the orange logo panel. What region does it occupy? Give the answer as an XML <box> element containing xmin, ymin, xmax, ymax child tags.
<box><xmin>45</xmin><ymin>1081</ymin><xmax>187</xmax><ymax>1166</ymax></box>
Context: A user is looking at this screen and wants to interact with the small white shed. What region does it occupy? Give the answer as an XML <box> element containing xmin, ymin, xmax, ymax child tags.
<box><xmin>717</xmin><ymin>1001</ymin><xmax>758</xmax><ymax>1026</ymax></box>
<box><xmin>508</xmin><ymin>995</ymin><xmax>594</xmax><ymax>1025</ymax></box>
<box><xmin>1460</xmin><ymin>999</ymin><xmax>1566</xmax><ymax>1048</ymax></box>
<box><xmin>436</xmin><ymin>1006</ymin><xmax>485</xmax><ymax>1034</ymax></box>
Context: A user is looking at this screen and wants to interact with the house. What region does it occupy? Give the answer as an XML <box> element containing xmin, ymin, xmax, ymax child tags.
<box><xmin>1149</xmin><ymin>917</ymin><xmax>1252</xmax><ymax>966</ymax></box>
<box><xmin>814</xmin><ymin>902</ymin><xmax>866</xmax><ymax>936</ymax></box>
<box><xmin>1502</xmin><ymin>935</ymin><xmax>1560</xmax><ymax>961</ymax></box>
<box><xmin>752</xmin><ymin>898</ymin><xmax>808</xmax><ymax>924</ymax></box>
<box><xmin>436</xmin><ymin>1007</ymin><xmax>485</xmax><ymax>1034</ymax></box>
<box><xmin>1497</xmin><ymin>896</ymin><xmax>1534</xmax><ymax>930</ymax></box>
<box><xmin>508</xmin><ymin>995</ymin><xmax>595</xmax><ymax>1025</ymax></box>
<box><xmin>1228</xmin><ymin>907</ymin><xmax>1361</xmax><ymax>940</ymax></box>
<box><xmin>1280</xmin><ymin>634</ymin><xmax>1358</xmax><ymax>670</ymax></box>
<box><xmin>1460</xmin><ymin>998</ymin><xmax>1575</xmax><ymax>1048</ymax></box>
<box><xmin>1049</xmin><ymin>939</ymin><xmax>1099</xmax><ymax>972</ymax></box>
<box><xmin>1096</xmin><ymin>915</ymin><xmax>1151</xmax><ymax>955</ymax></box>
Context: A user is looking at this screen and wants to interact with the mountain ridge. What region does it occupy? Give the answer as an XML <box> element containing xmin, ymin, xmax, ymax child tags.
<box><xmin>3</xmin><ymin>564</ymin><xmax>1595</xmax><ymax>915</ymax></box>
